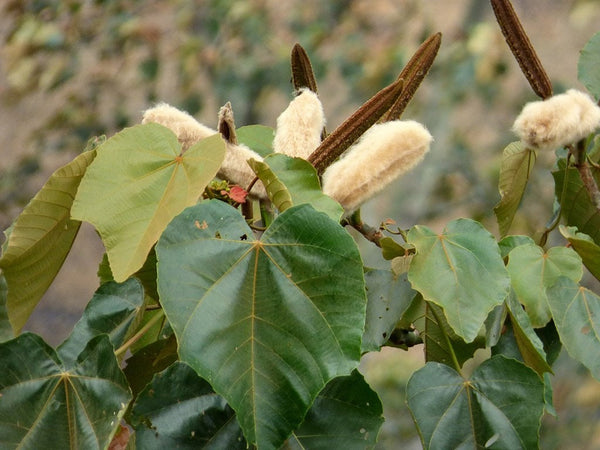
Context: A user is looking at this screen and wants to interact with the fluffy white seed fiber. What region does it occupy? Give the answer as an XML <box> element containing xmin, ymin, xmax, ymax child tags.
<box><xmin>273</xmin><ymin>88</ymin><xmax>325</xmax><ymax>159</ymax></box>
<box><xmin>142</xmin><ymin>103</ymin><xmax>266</xmax><ymax>198</ymax></box>
<box><xmin>322</xmin><ymin>120</ymin><xmax>432</xmax><ymax>214</ymax></box>
<box><xmin>513</xmin><ymin>89</ymin><xmax>600</xmax><ymax>151</ymax></box>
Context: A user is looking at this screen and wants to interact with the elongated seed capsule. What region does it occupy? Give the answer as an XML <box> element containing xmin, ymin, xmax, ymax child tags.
<box><xmin>143</xmin><ymin>103</ymin><xmax>266</xmax><ymax>198</ymax></box>
<box><xmin>308</xmin><ymin>79</ymin><xmax>404</xmax><ymax>174</ymax></box>
<box><xmin>291</xmin><ymin>43</ymin><xmax>319</xmax><ymax>94</ymax></box>
<box><xmin>273</xmin><ymin>88</ymin><xmax>326</xmax><ymax>159</ymax></box>
<box><xmin>322</xmin><ymin>120</ymin><xmax>432</xmax><ymax>214</ymax></box>
<box><xmin>491</xmin><ymin>0</ymin><xmax>552</xmax><ymax>99</ymax></box>
<box><xmin>382</xmin><ymin>32</ymin><xmax>442</xmax><ymax>122</ymax></box>
<box><xmin>513</xmin><ymin>89</ymin><xmax>600</xmax><ymax>151</ymax></box>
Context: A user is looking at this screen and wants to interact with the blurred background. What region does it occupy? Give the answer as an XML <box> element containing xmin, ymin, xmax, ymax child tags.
<box><xmin>1</xmin><ymin>0</ymin><xmax>599</xmax><ymax>448</ymax></box>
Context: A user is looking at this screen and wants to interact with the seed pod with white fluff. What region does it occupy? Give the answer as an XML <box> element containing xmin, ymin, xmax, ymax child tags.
<box><xmin>273</xmin><ymin>88</ymin><xmax>326</xmax><ymax>159</ymax></box>
<box><xmin>322</xmin><ymin>120</ymin><xmax>432</xmax><ymax>214</ymax></box>
<box><xmin>143</xmin><ymin>103</ymin><xmax>266</xmax><ymax>198</ymax></box>
<box><xmin>142</xmin><ymin>103</ymin><xmax>215</xmax><ymax>152</ymax></box>
<box><xmin>513</xmin><ymin>89</ymin><xmax>600</xmax><ymax>151</ymax></box>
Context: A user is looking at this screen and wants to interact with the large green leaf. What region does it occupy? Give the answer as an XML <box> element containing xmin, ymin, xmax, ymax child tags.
<box><xmin>57</xmin><ymin>278</ymin><xmax>145</xmax><ymax>365</ymax></box>
<box><xmin>507</xmin><ymin>244</ymin><xmax>582</xmax><ymax>327</ymax></box>
<box><xmin>559</xmin><ymin>225</ymin><xmax>600</xmax><ymax>280</ymax></box>
<box><xmin>552</xmin><ymin>164</ymin><xmax>600</xmax><ymax>244</ymax></box>
<box><xmin>407</xmin><ymin>219</ymin><xmax>510</xmax><ymax>342</ymax></box>
<box><xmin>0</xmin><ymin>333</ymin><xmax>131</xmax><ymax>449</ymax></box>
<box><xmin>249</xmin><ymin>153</ymin><xmax>344</xmax><ymax>222</ymax></box>
<box><xmin>71</xmin><ymin>123</ymin><xmax>225</xmax><ymax>282</ymax></box>
<box><xmin>237</xmin><ymin>125</ymin><xmax>274</xmax><ymax>157</ymax></box>
<box><xmin>156</xmin><ymin>200</ymin><xmax>366</xmax><ymax>449</ymax></box>
<box><xmin>578</xmin><ymin>31</ymin><xmax>600</xmax><ymax>101</ymax></box>
<box><xmin>361</xmin><ymin>269</ymin><xmax>416</xmax><ymax>352</ymax></box>
<box><xmin>285</xmin><ymin>370</ymin><xmax>384</xmax><ymax>449</ymax></box>
<box><xmin>494</xmin><ymin>142</ymin><xmax>536</xmax><ymax>237</ymax></box>
<box><xmin>546</xmin><ymin>277</ymin><xmax>600</xmax><ymax>380</ymax></box>
<box><xmin>505</xmin><ymin>291</ymin><xmax>552</xmax><ymax>376</ymax></box>
<box><xmin>0</xmin><ymin>150</ymin><xmax>96</xmax><ymax>333</ymax></box>
<box><xmin>131</xmin><ymin>362</ymin><xmax>245</xmax><ymax>449</ymax></box>
<box><xmin>407</xmin><ymin>355</ymin><xmax>544</xmax><ymax>450</ymax></box>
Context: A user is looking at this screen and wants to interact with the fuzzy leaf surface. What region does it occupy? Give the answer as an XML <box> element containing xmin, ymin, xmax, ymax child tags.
<box><xmin>507</xmin><ymin>244</ymin><xmax>582</xmax><ymax>327</ymax></box>
<box><xmin>407</xmin><ymin>219</ymin><xmax>510</xmax><ymax>342</ymax></box>
<box><xmin>0</xmin><ymin>150</ymin><xmax>95</xmax><ymax>333</ymax></box>
<box><xmin>494</xmin><ymin>142</ymin><xmax>536</xmax><ymax>237</ymax></box>
<box><xmin>71</xmin><ymin>123</ymin><xmax>225</xmax><ymax>282</ymax></box>
<box><xmin>407</xmin><ymin>355</ymin><xmax>544</xmax><ymax>450</ymax></box>
<box><xmin>546</xmin><ymin>277</ymin><xmax>600</xmax><ymax>381</ymax></box>
<box><xmin>0</xmin><ymin>333</ymin><xmax>130</xmax><ymax>449</ymax></box>
<box><xmin>156</xmin><ymin>200</ymin><xmax>366</xmax><ymax>449</ymax></box>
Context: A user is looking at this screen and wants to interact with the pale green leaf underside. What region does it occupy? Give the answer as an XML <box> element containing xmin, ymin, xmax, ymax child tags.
<box><xmin>0</xmin><ymin>150</ymin><xmax>96</xmax><ymax>333</ymax></box>
<box><xmin>71</xmin><ymin>123</ymin><xmax>225</xmax><ymax>282</ymax></box>
<box><xmin>407</xmin><ymin>356</ymin><xmax>544</xmax><ymax>450</ymax></box>
<box><xmin>546</xmin><ymin>277</ymin><xmax>600</xmax><ymax>381</ymax></box>
<box><xmin>236</xmin><ymin>125</ymin><xmax>274</xmax><ymax>157</ymax></box>
<box><xmin>407</xmin><ymin>218</ymin><xmax>510</xmax><ymax>343</ymax></box>
<box><xmin>0</xmin><ymin>333</ymin><xmax>131</xmax><ymax>450</ymax></box>
<box><xmin>578</xmin><ymin>31</ymin><xmax>600</xmax><ymax>101</ymax></box>
<box><xmin>507</xmin><ymin>243</ymin><xmax>582</xmax><ymax>327</ymax></box>
<box><xmin>559</xmin><ymin>225</ymin><xmax>600</xmax><ymax>280</ymax></box>
<box><xmin>156</xmin><ymin>200</ymin><xmax>366</xmax><ymax>449</ymax></box>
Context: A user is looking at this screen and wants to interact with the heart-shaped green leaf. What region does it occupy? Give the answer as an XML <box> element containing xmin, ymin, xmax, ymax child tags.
<box><xmin>0</xmin><ymin>333</ymin><xmax>131</xmax><ymax>449</ymax></box>
<box><xmin>57</xmin><ymin>278</ymin><xmax>145</xmax><ymax>365</ymax></box>
<box><xmin>407</xmin><ymin>219</ymin><xmax>510</xmax><ymax>342</ymax></box>
<box><xmin>156</xmin><ymin>200</ymin><xmax>366</xmax><ymax>448</ymax></box>
<box><xmin>494</xmin><ymin>142</ymin><xmax>536</xmax><ymax>237</ymax></box>
<box><xmin>407</xmin><ymin>355</ymin><xmax>544</xmax><ymax>449</ymax></box>
<box><xmin>361</xmin><ymin>269</ymin><xmax>416</xmax><ymax>353</ymax></box>
<box><xmin>578</xmin><ymin>31</ymin><xmax>600</xmax><ymax>101</ymax></box>
<box><xmin>559</xmin><ymin>225</ymin><xmax>600</xmax><ymax>280</ymax></box>
<box><xmin>287</xmin><ymin>370</ymin><xmax>384</xmax><ymax>449</ymax></box>
<box><xmin>72</xmin><ymin>123</ymin><xmax>225</xmax><ymax>282</ymax></box>
<box><xmin>0</xmin><ymin>149</ymin><xmax>96</xmax><ymax>333</ymax></box>
<box><xmin>131</xmin><ymin>361</ymin><xmax>245</xmax><ymax>449</ymax></box>
<box><xmin>507</xmin><ymin>243</ymin><xmax>582</xmax><ymax>327</ymax></box>
<box><xmin>546</xmin><ymin>277</ymin><xmax>600</xmax><ymax>381</ymax></box>
<box><xmin>249</xmin><ymin>153</ymin><xmax>344</xmax><ymax>222</ymax></box>
<box><xmin>237</xmin><ymin>125</ymin><xmax>274</xmax><ymax>157</ymax></box>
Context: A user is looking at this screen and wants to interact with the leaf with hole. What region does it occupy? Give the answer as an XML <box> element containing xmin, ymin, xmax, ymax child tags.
<box><xmin>71</xmin><ymin>123</ymin><xmax>225</xmax><ymax>282</ymax></box>
<box><xmin>0</xmin><ymin>333</ymin><xmax>131</xmax><ymax>449</ymax></box>
<box><xmin>156</xmin><ymin>200</ymin><xmax>366</xmax><ymax>448</ymax></box>
<box><xmin>407</xmin><ymin>218</ymin><xmax>510</xmax><ymax>342</ymax></box>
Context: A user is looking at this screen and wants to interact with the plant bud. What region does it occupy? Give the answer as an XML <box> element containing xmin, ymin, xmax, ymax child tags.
<box><xmin>142</xmin><ymin>103</ymin><xmax>215</xmax><ymax>151</ymax></box>
<box><xmin>273</xmin><ymin>88</ymin><xmax>325</xmax><ymax>159</ymax></box>
<box><xmin>322</xmin><ymin>120</ymin><xmax>432</xmax><ymax>214</ymax></box>
<box><xmin>142</xmin><ymin>103</ymin><xmax>266</xmax><ymax>198</ymax></box>
<box><xmin>512</xmin><ymin>89</ymin><xmax>600</xmax><ymax>151</ymax></box>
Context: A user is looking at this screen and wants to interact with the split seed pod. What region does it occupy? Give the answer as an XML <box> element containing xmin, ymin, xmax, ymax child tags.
<box><xmin>513</xmin><ymin>89</ymin><xmax>600</xmax><ymax>151</ymax></box>
<box><xmin>322</xmin><ymin>120</ymin><xmax>432</xmax><ymax>214</ymax></box>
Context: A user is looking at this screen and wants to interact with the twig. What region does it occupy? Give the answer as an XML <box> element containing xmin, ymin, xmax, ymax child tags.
<box><xmin>346</xmin><ymin>209</ymin><xmax>383</xmax><ymax>247</ymax></box>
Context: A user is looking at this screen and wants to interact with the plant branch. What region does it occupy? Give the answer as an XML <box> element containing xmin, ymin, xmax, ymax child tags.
<box><xmin>573</xmin><ymin>141</ymin><xmax>600</xmax><ymax>210</ymax></box>
<box><xmin>346</xmin><ymin>209</ymin><xmax>383</xmax><ymax>247</ymax></box>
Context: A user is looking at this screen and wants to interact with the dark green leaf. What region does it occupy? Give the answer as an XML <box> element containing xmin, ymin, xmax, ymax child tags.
<box><xmin>156</xmin><ymin>200</ymin><xmax>366</xmax><ymax>449</ymax></box>
<box><xmin>507</xmin><ymin>244</ymin><xmax>582</xmax><ymax>327</ymax></box>
<box><xmin>0</xmin><ymin>271</ymin><xmax>13</xmax><ymax>342</ymax></box>
<box><xmin>0</xmin><ymin>150</ymin><xmax>95</xmax><ymax>333</ymax></box>
<box><xmin>559</xmin><ymin>225</ymin><xmax>600</xmax><ymax>280</ymax></box>
<box><xmin>407</xmin><ymin>219</ymin><xmax>510</xmax><ymax>342</ymax></box>
<box><xmin>57</xmin><ymin>278</ymin><xmax>145</xmax><ymax>366</ymax></box>
<box><xmin>0</xmin><ymin>333</ymin><xmax>131</xmax><ymax>449</ymax></box>
<box><xmin>380</xmin><ymin>237</ymin><xmax>408</xmax><ymax>260</ymax></box>
<box><xmin>498</xmin><ymin>235</ymin><xmax>535</xmax><ymax>259</ymax></box>
<box><xmin>131</xmin><ymin>362</ymin><xmax>245</xmax><ymax>450</ymax></box>
<box><xmin>494</xmin><ymin>142</ymin><xmax>536</xmax><ymax>237</ymax></box>
<box><xmin>286</xmin><ymin>370</ymin><xmax>384</xmax><ymax>449</ymax></box>
<box><xmin>578</xmin><ymin>31</ymin><xmax>600</xmax><ymax>100</ymax></box>
<box><xmin>546</xmin><ymin>277</ymin><xmax>600</xmax><ymax>380</ymax></box>
<box><xmin>553</xmin><ymin>164</ymin><xmax>600</xmax><ymax>245</ymax></box>
<box><xmin>407</xmin><ymin>356</ymin><xmax>544</xmax><ymax>450</ymax></box>
<box><xmin>236</xmin><ymin>125</ymin><xmax>274</xmax><ymax>157</ymax></box>
<box><xmin>361</xmin><ymin>269</ymin><xmax>416</xmax><ymax>352</ymax></box>
<box><xmin>505</xmin><ymin>291</ymin><xmax>552</xmax><ymax>376</ymax></box>
<box><xmin>72</xmin><ymin>124</ymin><xmax>225</xmax><ymax>282</ymax></box>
